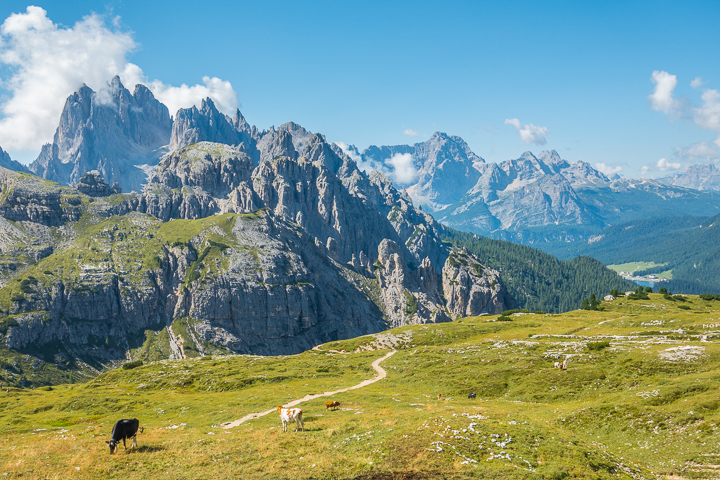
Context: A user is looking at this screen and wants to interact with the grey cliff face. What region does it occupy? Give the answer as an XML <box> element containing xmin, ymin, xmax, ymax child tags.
<box><xmin>29</xmin><ymin>76</ymin><xmax>172</xmax><ymax>193</ymax></box>
<box><xmin>442</xmin><ymin>249</ymin><xmax>516</xmax><ymax>318</ymax></box>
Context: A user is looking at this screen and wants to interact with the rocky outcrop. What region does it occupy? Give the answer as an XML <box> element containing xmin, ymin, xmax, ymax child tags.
<box><xmin>0</xmin><ymin>167</ymin><xmax>81</xmax><ymax>226</ymax></box>
<box><xmin>75</xmin><ymin>171</ymin><xmax>121</xmax><ymax>197</ymax></box>
<box><xmin>442</xmin><ymin>249</ymin><xmax>516</xmax><ymax>318</ymax></box>
<box><xmin>374</xmin><ymin>239</ymin><xmax>449</xmax><ymax>327</ymax></box>
<box><xmin>29</xmin><ymin>76</ymin><xmax>172</xmax><ymax>193</ymax></box>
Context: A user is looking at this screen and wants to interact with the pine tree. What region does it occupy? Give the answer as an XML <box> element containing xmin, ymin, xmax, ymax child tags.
<box><xmin>582</xmin><ymin>298</ymin><xmax>590</xmax><ymax>310</ymax></box>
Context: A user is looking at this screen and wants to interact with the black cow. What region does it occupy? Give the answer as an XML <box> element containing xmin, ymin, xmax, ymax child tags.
<box><xmin>468</xmin><ymin>392</ymin><xmax>476</xmax><ymax>399</ymax></box>
<box><xmin>106</xmin><ymin>418</ymin><xmax>143</xmax><ymax>454</ymax></box>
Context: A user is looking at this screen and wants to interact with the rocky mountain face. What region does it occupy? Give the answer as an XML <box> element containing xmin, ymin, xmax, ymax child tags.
<box><xmin>659</xmin><ymin>164</ymin><xmax>720</xmax><ymax>192</ymax></box>
<box><xmin>361</xmin><ymin>132</ymin><xmax>485</xmax><ymax>211</ymax></box>
<box><xmin>29</xmin><ymin>76</ymin><xmax>172</xmax><ymax>193</ymax></box>
<box><xmin>0</xmin><ymin>139</ymin><xmax>514</xmax><ymax>383</ymax></box>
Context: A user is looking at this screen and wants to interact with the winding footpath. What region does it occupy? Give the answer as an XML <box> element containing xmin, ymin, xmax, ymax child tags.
<box><xmin>221</xmin><ymin>350</ymin><xmax>396</xmax><ymax>429</ymax></box>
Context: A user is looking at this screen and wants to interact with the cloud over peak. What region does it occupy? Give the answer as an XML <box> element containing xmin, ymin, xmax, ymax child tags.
<box><xmin>0</xmin><ymin>7</ymin><xmax>239</xmax><ymax>153</ymax></box>
<box><xmin>504</xmin><ymin>118</ymin><xmax>549</xmax><ymax>145</ymax></box>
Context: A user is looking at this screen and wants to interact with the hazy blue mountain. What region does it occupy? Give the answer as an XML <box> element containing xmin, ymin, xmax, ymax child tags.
<box><xmin>658</xmin><ymin>164</ymin><xmax>720</xmax><ymax>192</ymax></box>
<box><xmin>0</xmin><ymin>146</ymin><xmax>29</xmax><ymax>173</ymax></box>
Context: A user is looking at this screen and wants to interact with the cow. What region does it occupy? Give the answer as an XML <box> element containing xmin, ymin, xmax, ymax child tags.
<box><xmin>277</xmin><ymin>406</ymin><xmax>304</xmax><ymax>432</ymax></box>
<box><xmin>437</xmin><ymin>393</ymin><xmax>442</xmax><ymax>401</ymax></box>
<box><xmin>325</xmin><ymin>401</ymin><xmax>340</xmax><ymax>411</ymax></box>
<box><xmin>106</xmin><ymin>418</ymin><xmax>143</xmax><ymax>454</ymax></box>
<box><xmin>554</xmin><ymin>361</ymin><xmax>563</xmax><ymax>370</ymax></box>
<box><xmin>468</xmin><ymin>392</ymin><xmax>476</xmax><ymax>399</ymax></box>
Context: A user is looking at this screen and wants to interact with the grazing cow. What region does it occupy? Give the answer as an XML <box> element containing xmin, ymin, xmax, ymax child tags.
<box><xmin>325</xmin><ymin>401</ymin><xmax>341</xmax><ymax>411</ymax></box>
<box><xmin>554</xmin><ymin>361</ymin><xmax>563</xmax><ymax>370</ymax></box>
<box><xmin>106</xmin><ymin>418</ymin><xmax>143</xmax><ymax>454</ymax></box>
<box><xmin>562</xmin><ymin>358</ymin><xmax>570</xmax><ymax>370</ymax></box>
<box><xmin>437</xmin><ymin>393</ymin><xmax>442</xmax><ymax>401</ymax></box>
<box><xmin>468</xmin><ymin>392</ymin><xmax>476</xmax><ymax>399</ymax></box>
<box><xmin>277</xmin><ymin>406</ymin><xmax>304</xmax><ymax>432</ymax></box>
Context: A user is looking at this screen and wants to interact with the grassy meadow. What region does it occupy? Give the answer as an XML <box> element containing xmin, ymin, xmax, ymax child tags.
<box><xmin>2</xmin><ymin>293</ymin><xmax>720</xmax><ymax>479</ymax></box>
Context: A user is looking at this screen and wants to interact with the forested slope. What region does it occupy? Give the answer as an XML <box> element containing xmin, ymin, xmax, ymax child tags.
<box><xmin>443</xmin><ymin>229</ymin><xmax>636</xmax><ymax>312</ymax></box>
<box><xmin>543</xmin><ymin>214</ymin><xmax>720</xmax><ymax>294</ymax></box>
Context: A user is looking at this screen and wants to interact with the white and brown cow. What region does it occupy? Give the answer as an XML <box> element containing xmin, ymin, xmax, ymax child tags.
<box><xmin>277</xmin><ymin>406</ymin><xmax>304</xmax><ymax>432</ymax></box>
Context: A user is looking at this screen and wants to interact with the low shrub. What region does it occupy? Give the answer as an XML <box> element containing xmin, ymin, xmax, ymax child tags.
<box><xmin>122</xmin><ymin>360</ymin><xmax>144</xmax><ymax>370</ymax></box>
<box><xmin>497</xmin><ymin>315</ymin><xmax>513</xmax><ymax>322</ymax></box>
<box><xmin>587</xmin><ymin>341</ymin><xmax>610</xmax><ymax>351</ymax></box>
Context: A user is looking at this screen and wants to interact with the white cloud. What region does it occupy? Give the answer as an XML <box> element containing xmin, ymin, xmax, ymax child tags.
<box><xmin>385</xmin><ymin>153</ymin><xmax>418</xmax><ymax>184</ymax></box>
<box><xmin>649</xmin><ymin>71</ymin><xmax>720</xmax><ymax>153</ymax></box>
<box><xmin>657</xmin><ymin>158</ymin><xmax>681</xmax><ymax>171</ymax></box>
<box><xmin>403</xmin><ymin>128</ymin><xmax>418</xmax><ymax>136</ymax></box>
<box><xmin>150</xmin><ymin>77</ymin><xmax>238</xmax><ymax>119</ymax></box>
<box><xmin>640</xmin><ymin>165</ymin><xmax>650</xmax><ymax>176</ymax></box>
<box><xmin>0</xmin><ymin>6</ymin><xmax>238</xmax><ymax>153</ymax></box>
<box><xmin>337</xmin><ymin>142</ymin><xmax>419</xmax><ymax>186</ymax></box>
<box><xmin>693</xmin><ymin>88</ymin><xmax>720</xmax><ymax>138</ymax></box>
<box><xmin>674</xmin><ymin>141</ymin><xmax>719</xmax><ymax>162</ymax></box>
<box><xmin>595</xmin><ymin>162</ymin><xmax>623</xmax><ymax>176</ymax></box>
<box><xmin>648</xmin><ymin>70</ymin><xmax>681</xmax><ymax>114</ymax></box>
<box><xmin>691</xmin><ymin>77</ymin><xmax>705</xmax><ymax>89</ymax></box>
<box><xmin>504</xmin><ymin>118</ymin><xmax>548</xmax><ymax>145</ymax></box>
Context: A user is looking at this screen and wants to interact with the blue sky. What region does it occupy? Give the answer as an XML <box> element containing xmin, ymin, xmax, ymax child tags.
<box><xmin>0</xmin><ymin>1</ymin><xmax>719</xmax><ymax>178</ymax></box>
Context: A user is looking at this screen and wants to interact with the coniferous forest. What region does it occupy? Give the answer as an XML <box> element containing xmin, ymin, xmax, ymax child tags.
<box><xmin>444</xmin><ymin>229</ymin><xmax>637</xmax><ymax>313</ymax></box>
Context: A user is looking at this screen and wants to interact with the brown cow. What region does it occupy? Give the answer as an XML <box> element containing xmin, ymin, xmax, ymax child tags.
<box><xmin>325</xmin><ymin>401</ymin><xmax>340</xmax><ymax>411</ymax></box>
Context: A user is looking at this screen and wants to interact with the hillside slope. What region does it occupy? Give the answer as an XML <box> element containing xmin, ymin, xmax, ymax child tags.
<box><xmin>2</xmin><ymin>294</ymin><xmax>720</xmax><ymax>479</ymax></box>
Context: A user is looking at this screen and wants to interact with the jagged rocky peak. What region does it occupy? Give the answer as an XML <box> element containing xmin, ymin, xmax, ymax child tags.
<box><xmin>0</xmin><ymin>146</ymin><xmax>29</xmax><ymax>173</ymax></box>
<box><xmin>75</xmin><ymin>170</ymin><xmax>121</xmax><ymax>197</ymax></box>
<box><xmin>361</xmin><ymin>131</ymin><xmax>485</xmax><ymax>211</ymax></box>
<box><xmin>148</xmin><ymin>142</ymin><xmax>253</xmax><ymax>194</ymax></box>
<box><xmin>171</xmin><ymin>98</ymin><xmax>240</xmax><ymax>150</ymax></box>
<box><xmin>29</xmin><ymin>76</ymin><xmax>172</xmax><ymax>193</ymax></box>
<box><xmin>258</xmin><ymin>129</ymin><xmax>298</xmax><ymax>162</ymax></box>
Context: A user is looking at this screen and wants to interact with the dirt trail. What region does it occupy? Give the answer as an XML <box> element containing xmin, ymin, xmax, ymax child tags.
<box><xmin>221</xmin><ymin>349</ymin><xmax>396</xmax><ymax>429</ymax></box>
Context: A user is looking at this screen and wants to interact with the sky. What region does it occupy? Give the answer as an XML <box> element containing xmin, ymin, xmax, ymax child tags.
<box><xmin>0</xmin><ymin>1</ymin><xmax>719</xmax><ymax>179</ymax></box>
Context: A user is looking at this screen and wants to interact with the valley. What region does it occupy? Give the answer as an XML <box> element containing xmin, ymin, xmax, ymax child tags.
<box><xmin>2</xmin><ymin>293</ymin><xmax>720</xmax><ymax>479</ymax></box>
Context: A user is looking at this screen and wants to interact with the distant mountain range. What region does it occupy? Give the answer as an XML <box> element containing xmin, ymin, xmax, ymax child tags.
<box><xmin>2</xmin><ymin>76</ymin><xmax>719</xmax><ymax>248</ymax></box>
<box><xmin>658</xmin><ymin>163</ymin><xmax>720</xmax><ymax>191</ymax></box>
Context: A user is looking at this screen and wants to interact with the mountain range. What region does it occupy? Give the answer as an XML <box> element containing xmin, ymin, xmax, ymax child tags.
<box><xmin>0</xmin><ymin>78</ymin><xmax>640</xmax><ymax>385</ymax></box>
<box><xmin>2</xmin><ymin>75</ymin><xmax>718</xmax><ymax>250</ymax></box>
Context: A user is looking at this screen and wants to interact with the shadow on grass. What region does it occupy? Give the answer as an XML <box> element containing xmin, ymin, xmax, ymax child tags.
<box><xmin>125</xmin><ymin>445</ymin><xmax>165</xmax><ymax>454</ymax></box>
<box><xmin>345</xmin><ymin>472</ymin><xmax>441</xmax><ymax>480</ymax></box>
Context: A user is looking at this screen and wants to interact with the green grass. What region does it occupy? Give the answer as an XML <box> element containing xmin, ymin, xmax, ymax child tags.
<box><xmin>3</xmin><ymin>294</ymin><xmax>720</xmax><ymax>478</ymax></box>
<box><xmin>607</xmin><ymin>261</ymin><xmax>665</xmax><ymax>275</ymax></box>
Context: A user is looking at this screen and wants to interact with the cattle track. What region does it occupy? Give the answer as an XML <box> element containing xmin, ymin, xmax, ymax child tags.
<box><xmin>220</xmin><ymin>350</ymin><xmax>396</xmax><ymax>429</ymax></box>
